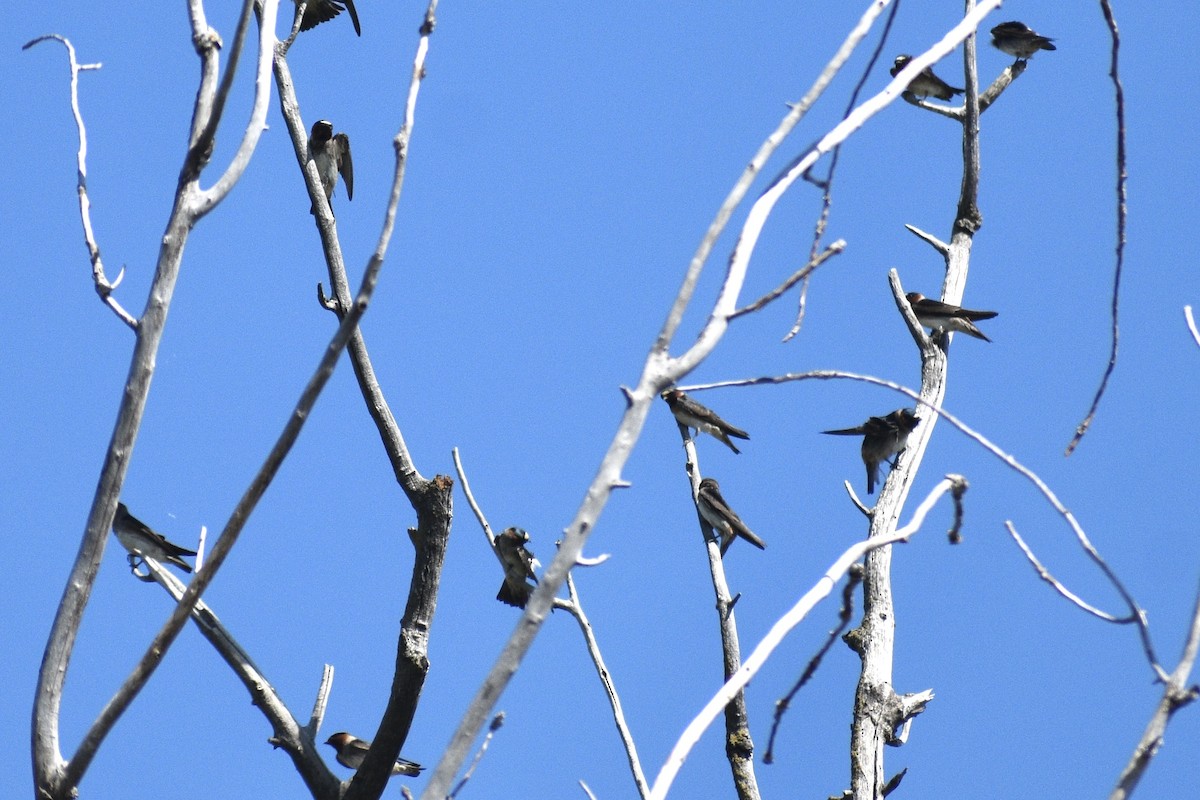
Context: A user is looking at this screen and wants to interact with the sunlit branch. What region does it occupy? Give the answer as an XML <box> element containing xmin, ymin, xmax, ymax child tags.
<box><xmin>648</xmin><ymin>477</ymin><xmax>964</xmax><ymax>800</ymax></box>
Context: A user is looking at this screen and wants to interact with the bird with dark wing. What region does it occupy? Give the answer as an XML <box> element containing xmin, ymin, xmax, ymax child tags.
<box><xmin>990</xmin><ymin>21</ymin><xmax>1056</xmax><ymax>60</ymax></box>
<box><xmin>823</xmin><ymin>409</ymin><xmax>921</xmax><ymax>495</ymax></box>
<box><xmin>495</xmin><ymin>527</ymin><xmax>540</xmax><ymax>609</ymax></box>
<box><xmin>308</xmin><ymin>119</ymin><xmax>354</xmax><ymax>215</ymax></box>
<box><xmin>112</xmin><ymin>502</ymin><xmax>197</xmax><ymax>573</ymax></box>
<box><xmin>906</xmin><ymin>292</ymin><xmax>998</xmax><ymax>342</ymax></box>
<box><xmin>661</xmin><ymin>388</ymin><xmax>750</xmax><ymax>454</ymax></box>
<box><xmin>324</xmin><ymin>732</ymin><xmax>422</xmax><ymax>777</ymax></box>
<box><xmin>890</xmin><ymin>55</ymin><xmax>964</xmax><ymax>101</ymax></box>
<box><xmin>696</xmin><ymin>477</ymin><xmax>766</xmax><ymax>555</ymax></box>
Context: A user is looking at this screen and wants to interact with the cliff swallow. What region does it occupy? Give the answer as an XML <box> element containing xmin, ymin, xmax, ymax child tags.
<box><xmin>495</xmin><ymin>527</ymin><xmax>540</xmax><ymax>609</ymax></box>
<box><xmin>696</xmin><ymin>477</ymin><xmax>766</xmax><ymax>555</ymax></box>
<box><xmin>823</xmin><ymin>409</ymin><xmax>921</xmax><ymax>495</ymax></box>
<box><xmin>324</xmin><ymin>732</ymin><xmax>423</xmax><ymax>777</ymax></box>
<box><xmin>890</xmin><ymin>55</ymin><xmax>964</xmax><ymax>101</ymax></box>
<box><xmin>295</xmin><ymin>0</ymin><xmax>361</xmax><ymax>36</ymax></box>
<box><xmin>905</xmin><ymin>293</ymin><xmax>998</xmax><ymax>342</ymax></box>
<box><xmin>661</xmin><ymin>389</ymin><xmax>750</xmax><ymax>454</ymax></box>
<box><xmin>990</xmin><ymin>21</ymin><xmax>1055</xmax><ymax>60</ymax></box>
<box><xmin>112</xmin><ymin>502</ymin><xmax>196</xmax><ymax>573</ymax></box>
<box><xmin>308</xmin><ymin>119</ymin><xmax>353</xmax><ymax>214</ymax></box>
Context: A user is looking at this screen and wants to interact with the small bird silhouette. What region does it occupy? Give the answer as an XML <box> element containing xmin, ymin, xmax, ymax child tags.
<box><xmin>324</xmin><ymin>732</ymin><xmax>423</xmax><ymax>777</ymax></box>
<box><xmin>890</xmin><ymin>55</ymin><xmax>964</xmax><ymax>101</ymax></box>
<box><xmin>823</xmin><ymin>409</ymin><xmax>921</xmax><ymax>495</ymax></box>
<box><xmin>661</xmin><ymin>389</ymin><xmax>750</xmax><ymax>454</ymax></box>
<box><xmin>696</xmin><ymin>477</ymin><xmax>766</xmax><ymax>555</ymax></box>
<box><xmin>294</xmin><ymin>0</ymin><xmax>361</xmax><ymax>36</ymax></box>
<box><xmin>112</xmin><ymin>502</ymin><xmax>197</xmax><ymax>573</ymax></box>
<box><xmin>906</xmin><ymin>293</ymin><xmax>998</xmax><ymax>342</ymax></box>
<box><xmin>990</xmin><ymin>21</ymin><xmax>1056</xmax><ymax>60</ymax></box>
<box><xmin>308</xmin><ymin>119</ymin><xmax>354</xmax><ymax>214</ymax></box>
<box><xmin>495</xmin><ymin>527</ymin><xmax>540</xmax><ymax>609</ymax></box>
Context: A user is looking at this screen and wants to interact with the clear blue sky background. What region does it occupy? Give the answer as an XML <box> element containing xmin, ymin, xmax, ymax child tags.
<box><xmin>5</xmin><ymin>2</ymin><xmax>1200</xmax><ymax>798</ymax></box>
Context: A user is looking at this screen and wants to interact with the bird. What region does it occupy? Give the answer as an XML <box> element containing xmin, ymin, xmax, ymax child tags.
<box><xmin>324</xmin><ymin>732</ymin><xmax>423</xmax><ymax>777</ymax></box>
<box><xmin>308</xmin><ymin>119</ymin><xmax>353</xmax><ymax>214</ymax></box>
<box><xmin>661</xmin><ymin>388</ymin><xmax>750</xmax><ymax>454</ymax></box>
<box><xmin>823</xmin><ymin>409</ymin><xmax>921</xmax><ymax>495</ymax></box>
<box><xmin>112</xmin><ymin>502</ymin><xmax>197</xmax><ymax>573</ymax></box>
<box><xmin>990</xmin><ymin>21</ymin><xmax>1055</xmax><ymax>60</ymax></box>
<box><xmin>890</xmin><ymin>55</ymin><xmax>964</xmax><ymax>101</ymax></box>
<box><xmin>905</xmin><ymin>292</ymin><xmax>998</xmax><ymax>342</ymax></box>
<box><xmin>696</xmin><ymin>477</ymin><xmax>766</xmax><ymax>555</ymax></box>
<box><xmin>495</xmin><ymin>527</ymin><xmax>540</xmax><ymax>609</ymax></box>
<box><xmin>294</xmin><ymin>0</ymin><xmax>361</xmax><ymax>36</ymax></box>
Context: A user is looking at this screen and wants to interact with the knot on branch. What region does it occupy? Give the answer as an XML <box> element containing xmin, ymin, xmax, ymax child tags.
<box><xmin>884</xmin><ymin>688</ymin><xmax>935</xmax><ymax>746</ymax></box>
<box><xmin>192</xmin><ymin>28</ymin><xmax>223</xmax><ymax>53</ymax></box>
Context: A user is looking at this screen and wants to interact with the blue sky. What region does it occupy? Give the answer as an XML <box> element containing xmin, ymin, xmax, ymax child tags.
<box><xmin>5</xmin><ymin>2</ymin><xmax>1200</xmax><ymax>798</ymax></box>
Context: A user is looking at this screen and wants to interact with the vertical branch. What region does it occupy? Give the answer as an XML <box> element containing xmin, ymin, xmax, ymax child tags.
<box><xmin>1066</xmin><ymin>0</ymin><xmax>1126</xmax><ymax>455</ymax></box>
<box><xmin>845</xmin><ymin>3</ymin><xmax>984</xmax><ymax>797</ymax></box>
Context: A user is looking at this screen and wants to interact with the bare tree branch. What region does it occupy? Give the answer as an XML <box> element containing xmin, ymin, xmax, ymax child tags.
<box><xmin>21</xmin><ymin>35</ymin><xmax>135</xmax><ymax>329</ymax></box>
<box><xmin>1067</xmin><ymin>0</ymin><xmax>1127</xmax><ymax>456</ymax></box>
<box><xmin>1110</xmin><ymin>581</ymin><xmax>1200</xmax><ymax>799</ymax></box>
<box><xmin>648</xmin><ymin>477</ymin><xmax>966</xmax><ymax>800</ymax></box>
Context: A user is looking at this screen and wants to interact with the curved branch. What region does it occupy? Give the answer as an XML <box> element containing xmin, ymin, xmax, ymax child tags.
<box><xmin>1066</xmin><ymin>0</ymin><xmax>1126</xmax><ymax>456</ymax></box>
<box><xmin>22</xmin><ymin>36</ymin><xmax>136</xmax><ymax>329</ymax></box>
<box><xmin>199</xmin><ymin>0</ymin><xmax>280</xmax><ymax>210</ymax></box>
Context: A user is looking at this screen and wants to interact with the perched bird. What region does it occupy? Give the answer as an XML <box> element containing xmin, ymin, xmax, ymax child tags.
<box><xmin>823</xmin><ymin>409</ymin><xmax>921</xmax><ymax>495</ymax></box>
<box><xmin>905</xmin><ymin>292</ymin><xmax>998</xmax><ymax>342</ymax></box>
<box><xmin>324</xmin><ymin>732</ymin><xmax>423</xmax><ymax>777</ymax></box>
<box><xmin>696</xmin><ymin>477</ymin><xmax>766</xmax><ymax>555</ymax></box>
<box><xmin>112</xmin><ymin>502</ymin><xmax>196</xmax><ymax>573</ymax></box>
<box><xmin>990</xmin><ymin>21</ymin><xmax>1056</xmax><ymax>59</ymax></box>
<box><xmin>495</xmin><ymin>527</ymin><xmax>540</xmax><ymax>609</ymax></box>
<box><xmin>890</xmin><ymin>55</ymin><xmax>964</xmax><ymax>101</ymax></box>
<box><xmin>661</xmin><ymin>389</ymin><xmax>750</xmax><ymax>454</ymax></box>
<box><xmin>308</xmin><ymin>119</ymin><xmax>353</xmax><ymax>214</ymax></box>
<box><xmin>294</xmin><ymin>0</ymin><xmax>361</xmax><ymax>36</ymax></box>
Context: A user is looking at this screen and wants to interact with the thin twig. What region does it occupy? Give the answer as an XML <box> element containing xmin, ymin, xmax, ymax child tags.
<box><xmin>22</xmin><ymin>36</ymin><xmax>136</xmax><ymax>329</ymax></box>
<box><xmin>447</xmin><ymin>713</ymin><xmax>505</xmax><ymax>800</ymax></box>
<box><xmin>1005</xmin><ymin>522</ymin><xmax>1121</xmax><ymax>621</ymax></box>
<box><xmin>648</xmin><ymin>478</ymin><xmax>964</xmax><ymax>800</ymax></box>
<box><xmin>562</xmin><ymin>573</ymin><xmax>650</xmax><ymax>799</ymax></box>
<box><xmin>1067</xmin><ymin>0</ymin><xmax>1126</xmax><ymax>456</ymax></box>
<box><xmin>732</xmin><ymin>240</ymin><xmax>846</xmax><ymax>320</ymax></box>
<box><xmin>764</xmin><ymin>564</ymin><xmax>863</xmax><ymax>763</ymax></box>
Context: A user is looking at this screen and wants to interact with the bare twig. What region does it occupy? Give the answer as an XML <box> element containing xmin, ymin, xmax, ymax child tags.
<box><xmin>306</xmin><ymin>664</ymin><xmax>335</xmax><ymax>736</ymax></box>
<box><xmin>562</xmin><ymin>573</ymin><xmax>650</xmax><ymax>799</ymax></box>
<box><xmin>1005</xmin><ymin>522</ymin><xmax>1121</xmax><ymax>621</ymax></box>
<box><xmin>764</xmin><ymin>564</ymin><xmax>863</xmax><ymax>763</ymax></box>
<box><xmin>648</xmin><ymin>477</ymin><xmax>964</xmax><ymax>800</ymax></box>
<box><xmin>447</xmin><ymin>713</ymin><xmax>505</xmax><ymax>800</ymax></box>
<box><xmin>1185</xmin><ymin>306</ymin><xmax>1200</xmax><ymax>348</ymax></box>
<box><xmin>732</xmin><ymin>239</ymin><xmax>846</xmax><ymax>320</ymax></box>
<box><xmin>1067</xmin><ymin>0</ymin><xmax>1126</xmax><ymax>456</ymax></box>
<box><xmin>22</xmin><ymin>35</ymin><xmax>135</xmax><ymax>329</ymax></box>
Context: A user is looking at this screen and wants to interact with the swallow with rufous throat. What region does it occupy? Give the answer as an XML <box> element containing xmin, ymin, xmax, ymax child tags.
<box><xmin>990</xmin><ymin>21</ymin><xmax>1056</xmax><ymax>60</ymax></box>
<box><xmin>661</xmin><ymin>388</ymin><xmax>750</xmax><ymax>454</ymax></box>
<box><xmin>696</xmin><ymin>477</ymin><xmax>766</xmax><ymax>555</ymax></box>
<box><xmin>112</xmin><ymin>502</ymin><xmax>196</xmax><ymax>573</ymax></box>
<box><xmin>324</xmin><ymin>732</ymin><xmax>422</xmax><ymax>777</ymax></box>
<box><xmin>905</xmin><ymin>292</ymin><xmax>998</xmax><ymax>342</ymax></box>
<box><xmin>890</xmin><ymin>55</ymin><xmax>964</xmax><ymax>101</ymax></box>
<box><xmin>823</xmin><ymin>409</ymin><xmax>921</xmax><ymax>495</ymax></box>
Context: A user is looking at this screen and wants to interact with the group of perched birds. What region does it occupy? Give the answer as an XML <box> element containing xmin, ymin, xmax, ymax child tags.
<box><xmin>891</xmin><ymin>20</ymin><xmax>1055</xmax><ymax>100</ymax></box>
<box><xmin>106</xmin><ymin>11</ymin><xmax>1029</xmax><ymax>781</ymax></box>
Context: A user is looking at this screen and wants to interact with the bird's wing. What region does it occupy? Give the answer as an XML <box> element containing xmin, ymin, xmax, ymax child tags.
<box><xmin>343</xmin><ymin>0</ymin><xmax>361</xmax><ymax>35</ymax></box>
<box><xmin>335</xmin><ymin>133</ymin><xmax>353</xmax><ymax>200</ymax></box>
